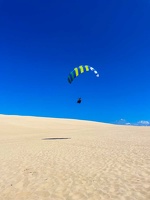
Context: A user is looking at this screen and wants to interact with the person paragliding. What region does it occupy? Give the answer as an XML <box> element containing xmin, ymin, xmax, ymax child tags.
<box><xmin>67</xmin><ymin>65</ymin><xmax>100</xmax><ymax>103</ymax></box>
<box><xmin>77</xmin><ymin>98</ymin><xmax>82</xmax><ymax>104</ymax></box>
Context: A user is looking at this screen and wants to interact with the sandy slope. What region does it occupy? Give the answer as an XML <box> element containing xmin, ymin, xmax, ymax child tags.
<box><xmin>0</xmin><ymin>114</ymin><xmax>150</xmax><ymax>200</ymax></box>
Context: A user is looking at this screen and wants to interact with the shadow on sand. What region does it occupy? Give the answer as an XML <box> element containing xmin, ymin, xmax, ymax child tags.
<box><xmin>42</xmin><ymin>138</ymin><xmax>71</xmax><ymax>140</ymax></box>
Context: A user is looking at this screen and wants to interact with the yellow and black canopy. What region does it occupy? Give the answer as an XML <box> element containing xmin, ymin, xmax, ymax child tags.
<box><xmin>68</xmin><ymin>65</ymin><xmax>99</xmax><ymax>84</ymax></box>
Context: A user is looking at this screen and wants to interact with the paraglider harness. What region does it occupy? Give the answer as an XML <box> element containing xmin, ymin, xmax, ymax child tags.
<box><xmin>77</xmin><ymin>98</ymin><xmax>82</xmax><ymax>104</ymax></box>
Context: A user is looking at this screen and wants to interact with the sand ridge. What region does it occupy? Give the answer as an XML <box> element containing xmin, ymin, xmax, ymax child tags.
<box><xmin>0</xmin><ymin>115</ymin><xmax>150</xmax><ymax>200</ymax></box>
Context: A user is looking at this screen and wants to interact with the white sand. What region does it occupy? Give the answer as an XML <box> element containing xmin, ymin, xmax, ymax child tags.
<box><xmin>0</xmin><ymin>114</ymin><xmax>150</xmax><ymax>200</ymax></box>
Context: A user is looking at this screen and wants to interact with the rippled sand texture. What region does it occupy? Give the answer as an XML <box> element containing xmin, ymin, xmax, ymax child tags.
<box><xmin>0</xmin><ymin>115</ymin><xmax>150</xmax><ymax>200</ymax></box>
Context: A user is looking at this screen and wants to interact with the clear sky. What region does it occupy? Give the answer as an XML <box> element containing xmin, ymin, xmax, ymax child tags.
<box><xmin>0</xmin><ymin>0</ymin><xmax>150</xmax><ymax>124</ymax></box>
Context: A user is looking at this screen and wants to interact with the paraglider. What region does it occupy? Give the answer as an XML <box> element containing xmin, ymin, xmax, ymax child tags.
<box><xmin>67</xmin><ymin>65</ymin><xmax>99</xmax><ymax>103</ymax></box>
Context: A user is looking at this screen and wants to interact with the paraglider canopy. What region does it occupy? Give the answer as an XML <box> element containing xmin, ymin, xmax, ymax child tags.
<box><xmin>67</xmin><ymin>65</ymin><xmax>99</xmax><ymax>84</ymax></box>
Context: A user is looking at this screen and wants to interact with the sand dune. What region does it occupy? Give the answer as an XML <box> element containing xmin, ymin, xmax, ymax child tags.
<box><xmin>0</xmin><ymin>114</ymin><xmax>150</xmax><ymax>200</ymax></box>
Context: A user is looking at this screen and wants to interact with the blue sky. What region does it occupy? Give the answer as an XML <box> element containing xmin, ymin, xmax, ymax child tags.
<box><xmin>0</xmin><ymin>0</ymin><xmax>150</xmax><ymax>123</ymax></box>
